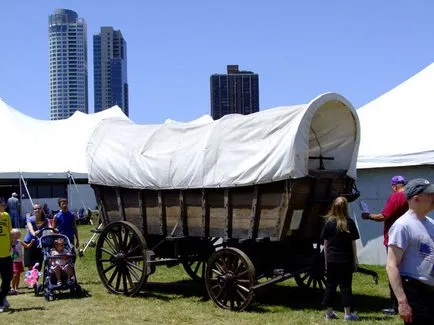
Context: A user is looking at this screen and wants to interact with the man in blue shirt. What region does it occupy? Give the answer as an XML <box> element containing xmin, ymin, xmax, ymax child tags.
<box><xmin>54</xmin><ymin>198</ymin><xmax>79</xmax><ymax>248</ymax></box>
<box><xmin>7</xmin><ymin>192</ymin><xmax>20</xmax><ymax>228</ymax></box>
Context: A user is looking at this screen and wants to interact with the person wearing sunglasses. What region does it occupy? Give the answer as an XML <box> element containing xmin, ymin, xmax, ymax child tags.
<box><xmin>23</xmin><ymin>203</ymin><xmax>48</xmax><ymax>274</ymax></box>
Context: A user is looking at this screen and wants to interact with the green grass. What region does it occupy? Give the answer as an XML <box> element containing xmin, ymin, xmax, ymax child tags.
<box><xmin>2</xmin><ymin>225</ymin><xmax>402</xmax><ymax>325</ymax></box>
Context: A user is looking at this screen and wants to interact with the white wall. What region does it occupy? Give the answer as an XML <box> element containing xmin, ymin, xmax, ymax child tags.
<box><xmin>352</xmin><ymin>165</ymin><xmax>434</xmax><ymax>265</ymax></box>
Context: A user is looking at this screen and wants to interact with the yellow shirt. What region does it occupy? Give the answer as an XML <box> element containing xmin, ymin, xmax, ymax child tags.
<box><xmin>0</xmin><ymin>211</ymin><xmax>12</xmax><ymax>257</ymax></box>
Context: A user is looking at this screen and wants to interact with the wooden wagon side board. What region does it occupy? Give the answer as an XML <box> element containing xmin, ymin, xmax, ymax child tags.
<box><xmin>92</xmin><ymin>172</ymin><xmax>357</xmax><ymax>242</ymax></box>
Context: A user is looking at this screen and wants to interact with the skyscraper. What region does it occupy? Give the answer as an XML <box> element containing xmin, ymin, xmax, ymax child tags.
<box><xmin>93</xmin><ymin>27</ymin><xmax>129</xmax><ymax>116</ymax></box>
<box><xmin>49</xmin><ymin>9</ymin><xmax>88</xmax><ymax>120</ymax></box>
<box><xmin>210</xmin><ymin>65</ymin><xmax>259</xmax><ymax>120</ymax></box>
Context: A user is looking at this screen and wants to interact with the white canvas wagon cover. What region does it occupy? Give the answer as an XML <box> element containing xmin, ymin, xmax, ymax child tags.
<box><xmin>86</xmin><ymin>93</ymin><xmax>360</xmax><ymax>190</ymax></box>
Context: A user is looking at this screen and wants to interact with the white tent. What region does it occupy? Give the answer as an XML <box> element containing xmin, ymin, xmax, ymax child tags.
<box><xmin>354</xmin><ymin>62</ymin><xmax>434</xmax><ymax>265</ymax></box>
<box><xmin>87</xmin><ymin>93</ymin><xmax>360</xmax><ymax>190</ymax></box>
<box><xmin>0</xmin><ymin>99</ymin><xmax>129</xmax><ymax>179</ymax></box>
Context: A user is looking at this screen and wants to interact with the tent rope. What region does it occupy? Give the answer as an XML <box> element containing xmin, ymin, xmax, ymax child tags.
<box><xmin>67</xmin><ymin>171</ymin><xmax>93</xmax><ymax>225</ymax></box>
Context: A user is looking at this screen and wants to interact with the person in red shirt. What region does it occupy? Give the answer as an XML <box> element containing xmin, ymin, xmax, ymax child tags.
<box><xmin>362</xmin><ymin>175</ymin><xmax>408</xmax><ymax>315</ymax></box>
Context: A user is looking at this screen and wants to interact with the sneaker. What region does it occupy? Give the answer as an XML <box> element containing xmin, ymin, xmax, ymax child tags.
<box><xmin>383</xmin><ymin>308</ymin><xmax>397</xmax><ymax>316</ymax></box>
<box><xmin>344</xmin><ymin>313</ymin><xmax>359</xmax><ymax>321</ymax></box>
<box><xmin>0</xmin><ymin>306</ymin><xmax>5</xmax><ymax>313</ymax></box>
<box><xmin>325</xmin><ymin>311</ymin><xmax>339</xmax><ymax>320</ymax></box>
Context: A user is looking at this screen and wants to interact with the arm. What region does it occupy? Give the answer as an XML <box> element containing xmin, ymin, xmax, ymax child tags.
<box><xmin>386</xmin><ymin>245</ymin><xmax>412</xmax><ymax>323</ymax></box>
<box><xmin>20</xmin><ymin>239</ymin><xmax>35</xmax><ymax>249</ymax></box>
<box><xmin>352</xmin><ymin>240</ymin><xmax>358</xmax><ymax>271</ymax></box>
<box><xmin>27</xmin><ymin>219</ymin><xmax>38</xmax><ymax>237</ymax></box>
<box><xmin>361</xmin><ymin>212</ymin><xmax>385</xmax><ymax>221</ymax></box>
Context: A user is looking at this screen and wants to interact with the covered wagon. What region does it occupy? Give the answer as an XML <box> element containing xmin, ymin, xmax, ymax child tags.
<box><xmin>86</xmin><ymin>92</ymin><xmax>361</xmax><ymax>310</ymax></box>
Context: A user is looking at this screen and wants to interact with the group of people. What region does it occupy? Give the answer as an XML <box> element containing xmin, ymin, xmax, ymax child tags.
<box><xmin>322</xmin><ymin>176</ymin><xmax>434</xmax><ymax>324</ymax></box>
<box><xmin>0</xmin><ymin>197</ymin><xmax>80</xmax><ymax>312</ymax></box>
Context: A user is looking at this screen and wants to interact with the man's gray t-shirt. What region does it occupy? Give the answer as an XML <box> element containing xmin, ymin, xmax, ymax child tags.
<box><xmin>388</xmin><ymin>210</ymin><xmax>434</xmax><ymax>286</ymax></box>
<box><xmin>7</xmin><ymin>196</ymin><xmax>19</xmax><ymax>214</ymax></box>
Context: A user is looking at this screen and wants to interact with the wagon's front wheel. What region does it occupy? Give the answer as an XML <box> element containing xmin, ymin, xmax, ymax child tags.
<box><xmin>96</xmin><ymin>221</ymin><xmax>148</xmax><ymax>296</ymax></box>
<box><xmin>205</xmin><ymin>247</ymin><xmax>256</xmax><ymax>311</ymax></box>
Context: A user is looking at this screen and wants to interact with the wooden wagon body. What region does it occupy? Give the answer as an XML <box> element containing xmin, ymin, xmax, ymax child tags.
<box><xmin>87</xmin><ymin>93</ymin><xmax>361</xmax><ymax>310</ymax></box>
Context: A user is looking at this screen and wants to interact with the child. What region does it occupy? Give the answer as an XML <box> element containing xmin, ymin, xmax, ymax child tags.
<box><xmin>321</xmin><ymin>196</ymin><xmax>360</xmax><ymax>321</ymax></box>
<box><xmin>50</xmin><ymin>238</ymin><xmax>75</xmax><ymax>286</ymax></box>
<box><xmin>0</xmin><ymin>197</ymin><xmax>13</xmax><ymax>312</ymax></box>
<box><xmin>10</xmin><ymin>229</ymin><xmax>35</xmax><ymax>294</ymax></box>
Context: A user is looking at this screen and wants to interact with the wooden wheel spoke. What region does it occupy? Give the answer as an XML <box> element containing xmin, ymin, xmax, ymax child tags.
<box><xmin>102</xmin><ymin>263</ymin><xmax>116</xmax><ymax>275</ymax></box>
<box><xmin>122</xmin><ymin>228</ymin><xmax>130</xmax><ymax>248</ymax></box>
<box><xmin>126</xmin><ymin>244</ymin><xmax>141</xmax><ymax>257</ymax></box>
<box><xmin>115</xmin><ymin>270</ymin><xmax>122</xmax><ymax>291</ymax></box>
<box><xmin>235</xmin><ymin>287</ymin><xmax>247</xmax><ymax>301</ymax></box>
<box><xmin>108</xmin><ymin>268</ymin><xmax>119</xmax><ymax>285</ymax></box>
<box><xmin>236</xmin><ymin>283</ymin><xmax>250</xmax><ymax>293</ymax></box>
<box><xmin>126</xmin><ymin>263</ymin><xmax>142</xmax><ymax>280</ymax></box>
<box><xmin>299</xmin><ymin>273</ymin><xmax>309</xmax><ymax>282</ymax></box>
<box><xmin>109</xmin><ymin>230</ymin><xmax>121</xmax><ymax>250</ymax></box>
<box><xmin>101</xmin><ymin>247</ymin><xmax>116</xmax><ymax>257</ymax></box>
<box><xmin>236</xmin><ymin>270</ymin><xmax>249</xmax><ymax>278</ymax></box>
<box><xmin>125</xmin><ymin>269</ymin><xmax>135</xmax><ymax>287</ymax></box>
<box><xmin>318</xmin><ymin>278</ymin><xmax>325</xmax><ymax>290</ymax></box>
<box><xmin>103</xmin><ymin>237</ymin><xmax>117</xmax><ymax>254</ymax></box>
<box><xmin>210</xmin><ymin>267</ymin><xmax>223</xmax><ymax>277</ymax></box>
<box><xmin>122</xmin><ymin>272</ymin><xmax>128</xmax><ymax>293</ymax></box>
<box><xmin>306</xmin><ymin>276</ymin><xmax>313</xmax><ymax>288</ymax></box>
<box><xmin>214</xmin><ymin>261</ymin><xmax>226</xmax><ymax>274</ymax></box>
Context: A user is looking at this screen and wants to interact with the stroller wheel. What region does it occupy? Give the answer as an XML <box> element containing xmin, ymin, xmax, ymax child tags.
<box><xmin>44</xmin><ymin>292</ymin><xmax>52</xmax><ymax>301</ymax></box>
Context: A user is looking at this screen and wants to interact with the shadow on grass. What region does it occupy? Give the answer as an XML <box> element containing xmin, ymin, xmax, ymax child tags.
<box><xmin>7</xmin><ymin>306</ymin><xmax>47</xmax><ymax>313</ymax></box>
<box><xmin>136</xmin><ymin>279</ymin><xmax>207</xmax><ymax>301</ymax></box>
<box><xmin>253</xmin><ymin>286</ymin><xmax>391</xmax><ymax>313</ymax></box>
<box><xmin>134</xmin><ymin>280</ymin><xmax>391</xmax><ymax>314</ymax></box>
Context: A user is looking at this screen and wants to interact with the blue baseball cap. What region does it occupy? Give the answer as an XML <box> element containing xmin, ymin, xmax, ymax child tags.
<box><xmin>391</xmin><ymin>175</ymin><xmax>407</xmax><ymax>186</ymax></box>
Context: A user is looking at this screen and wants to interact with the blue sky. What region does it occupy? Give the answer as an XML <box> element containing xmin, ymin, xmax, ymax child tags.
<box><xmin>0</xmin><ymin>0</ymin><xmax>433</xmax><ymax>123</ymax></box>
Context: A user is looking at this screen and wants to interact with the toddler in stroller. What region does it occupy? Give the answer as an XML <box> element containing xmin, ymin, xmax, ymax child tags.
<box><xmin>38</xmin><ymin>231</ymin><xmax>81</xmax><ymax>300</ymax></box>
<box><xmin>50</xmin><ymin>238</ymin><xmax>75</xmax><ymax>286</ymax></box>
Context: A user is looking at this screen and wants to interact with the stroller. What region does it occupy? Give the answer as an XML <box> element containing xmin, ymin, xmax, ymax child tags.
<box><xmin>34</xmin><ymin>229</ymin><xmax>82</xmax><ymax>300</ymax></box>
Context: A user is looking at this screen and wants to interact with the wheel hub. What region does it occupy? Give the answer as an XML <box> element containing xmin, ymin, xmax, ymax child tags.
<box><xmin>114</xmin><ymin>252</ymin><xmax>127</xmax><ymax>267</ymax></box>
<box><xmin>218</xmin><ymin>271</ymin><xmax>235</xmax><ymax>286</ymax></box>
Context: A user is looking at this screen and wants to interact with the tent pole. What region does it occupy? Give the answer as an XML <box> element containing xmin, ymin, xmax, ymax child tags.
<box><xmin>20</xmin><ymin>172</ymin><xmax>34</xmax><ymax>206</ymax></box>
<box><xmin>19</xmin><ymin>176</ymin><xmax>23</xmax><ymax>227</ymax></box>
<box><xmin>68</xmin><ymin>171</ymin><xmax>73</xmax><ymax>210</ymax></box>
<box><xmin>69</xmin><ymin>172</ymin><xmax>93</xmax><ymax>225</ymax></box>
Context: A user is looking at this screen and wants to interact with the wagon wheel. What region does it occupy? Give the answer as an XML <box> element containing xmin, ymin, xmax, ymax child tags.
<box><xmin>182</xmin><ymin>237</ymin><xmax>222</xmax><ymax>281</ymax></box>
<box><xmin>205</xmin><ymin>247</ymin><xmax>256</xmax><ymax>311</ymax></box>
<box><xmin>96</xmin><ymin>221</ymin><xmax>148</xmax><ymax>296</ymax></box>
<box><xmin>294</xmin><ymin>245</ymin><xmax>326</xmax><ymax>291</ymax></box>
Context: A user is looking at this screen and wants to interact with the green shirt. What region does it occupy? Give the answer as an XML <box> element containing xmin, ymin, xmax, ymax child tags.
<box><xmin>0</xmin><ymin>211</ymin><xmax>12</xmax><ymax>257</ymax></box>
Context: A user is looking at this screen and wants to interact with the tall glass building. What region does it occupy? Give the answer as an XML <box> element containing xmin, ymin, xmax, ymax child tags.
<box><xmin>210</xmin><ymin>65</ymin><xmax>259</xmax><ymax>120</ymax></box>
<box><xmin>49</xmin><ymin>9</ymin><xmax>88</xmax><ymax>120</ymax></box>
<box><xmin>93</xmin><ymin>27</ymin><xmax>129</xmax><ymax>116</ymax></box>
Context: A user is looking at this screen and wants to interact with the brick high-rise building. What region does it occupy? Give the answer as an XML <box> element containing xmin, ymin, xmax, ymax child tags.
<box><xmin>210</xmin><ymin>65</ymin><xmax>259</xmax><ymax>120</ymax></box>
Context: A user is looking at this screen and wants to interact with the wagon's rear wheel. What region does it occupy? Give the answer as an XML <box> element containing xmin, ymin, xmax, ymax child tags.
<box><xmin>205</xmin><ymin>247</ymin><xmax>256</xmax><ymax>311</ymax></box>
<box><xmin>294</xmin><ymin>245</ymin><xmax>326</xmax><ymax>291</ymax></box>
<box><xmin>96</xmin><ymin>221</ymin><xmax>148</xmax><ymax>296</ymax></box>
<box><xmin>182</xmin><ymin>237</ymin><xmax>222</xmax><ymax>281</ymax></box>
